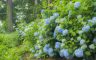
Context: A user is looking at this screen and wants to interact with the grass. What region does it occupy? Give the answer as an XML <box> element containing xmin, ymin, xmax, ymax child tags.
<box><xmin>0</xmin><ymin>32</ymin><xmax>33</xmax><ymax>60</ymax></box>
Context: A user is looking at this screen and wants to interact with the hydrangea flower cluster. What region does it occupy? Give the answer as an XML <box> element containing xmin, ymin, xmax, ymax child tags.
<box><xmin>82</xmin><ymin>25</ymin><xmax>90</xmax><ymax>32</ymax></box>
<box><xmin>59</xmin><ymin>49</ymin><xmax>70</xmax><ymax>59</ymax></box>
<box><xmin>74</xmin><ymin>2</ymin><xmax>81</xmax><ymax>9</ymax></box>
<box><xmin>55</xmin><ymin>26</ymin><xmax>63</xmax><ymax>33</ymax></box>
<box><xmin>45</xmin><ymin>13</ymin><xmax>59</xmax><ymax>25</ymax></box>
<box><xmin>93</xmin><ymin>38</ymin><xmax>96</xmax><ymax>43</ymax></box>
<box><xmin>80</xmin><ymin>39</ymin><xmax>85</xmax><ymax>45</ymax></box>
<box><xmin>43</xmin><ymin>44</ymin><xmax>54</xmax><ymax>57</ymax></box>
<box><xmin>25</xmin><ymin>1</ymin><xmax>96</xmax><ymax>59</ymax></box>
<box><xmin>54</xmin><ymin>26</ymin><xmax>68</xmax><ymax>36</ymax></box>
<box><xmin>74</xmin><ymin>48</ymin><xmax>83</xmax><ymax>57</ymax></box>
<box><xmin>62</xmin><ymin>29</ymin><xmax>68</xmax><ymax>36</ymax></box>
<box><xmin>55</xmin><ymin>42</ymin><xmax>61</xmax><ymax>49</ymax></box>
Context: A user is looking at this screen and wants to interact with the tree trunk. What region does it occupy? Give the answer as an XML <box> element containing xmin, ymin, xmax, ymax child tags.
<box><xmin>34</xmin><ymin>0</ymin><xmax>38</xmax><ymax>19</ymax></box>
<box><xmin>7</xmin><ymin>0</ymin><xmax>13</xmax><ymax>32</ymax></box>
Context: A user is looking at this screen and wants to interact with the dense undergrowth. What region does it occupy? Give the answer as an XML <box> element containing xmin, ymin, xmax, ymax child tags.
<box><xmin>0</xmin><ymin>32</ymin><xmax>33</xmax><ymax>60</ymax></box>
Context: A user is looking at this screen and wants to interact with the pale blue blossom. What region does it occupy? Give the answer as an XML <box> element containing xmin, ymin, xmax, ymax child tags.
<box><xmin>41</xmin><ymin>9</ymin><xmax>44</xmax><ymax>13</ymax></box>
<box><xmin>92</xmin><ymin>17</ymin><xmax>96</xmax><ymax>24</ymax></box>
<box><xmin>43</xmin><ymin>44</ymin><xmax>54</xmax><ymax>57</ymax></box>
<box><xmin>60</xmin><ymin>49</ymin><xmax>64</xmax><ymax>57</ymax></box>
<box><xmin>19</xmin><ymin>30</ymin><xmax>26</xmax><ymax>36</ymax></box>
<box><xmin>80</xmin><ymin>39</ymin><xmax>85</xmax><ymax>45</ymax></box>
<box><xmin>92</xmin><ymin>17</ymin><xmax>96</xmax><ymax>21</ymax></box>
<box><xmin>62</xmin><ymin>29</ymin><xmax>68</xmax><ymax>36</ymax></box>
<box><xmin>53</xmin><ymin>31</ymin><xmax>56</xmax><ymax>38</ymax></box>
<box><xmin>74</xmin><ymin>2</ymin><xmax>80</xmax><ymax>9</ymax></box>
<box><xmin>63</xmin><ymin>49</ymin><xmax>69</xmax><ymax>58</ymax></box>
<box><xmin>59</xmin><ymin>49</ymin><xmax>69</xmax><ymax>58</ymax></box>
<box><xmin>35</xmin><ymin>45</ymin><xmax>39</xmax><ymax>50</ymax></box>
<box><xmin>50</xmin><ymin>16</ymin><xmax>55</xmax><ymax>20</ymax></box>
<box><xmin>39</xmin><ymin>35</ymin><xmax>43</xmax><ymax>41</ymax></box>
<box><xmin>43</xmin><ymin>44</ymin><xmax>50</xmax><ymax>53</ymax></box>
<box><xmin>53</xmin><ymin>13</ymin><xmax>59</xmax><ymax>17</ymax></box>
<box><xmin>45</xmin><ymin>18</ymin><xmax>50</xmax><ymax>25</ymax></box>
<box><xmin>74</xmin><ymin>48</ymin><xmax>83</xmax><ymax>57</ymax></box>
<box><xmin>34</xmin><ymin>32</ymin><xmax>39</xmax><ymax>36</ymax></box>
<box><xmin>55</xmin><ymin>26</ymin><xmax>63</xmax><ymax>33</ymax></box>
<box><xmin>55</xmin><ymin>42</ymin><xmax>61</xmax><ymax>49</ymax></box>
<box><xmin>48</xmin><ymin>48</ymin><xmax>54</xmax><ymax>57</ymax></box>
<box><xmin>82</xmin><ymin>25</ymin><xmax>90</xmax><ymax>32</ymax></box>
<box><xmin>93</xmin><ymin>38</ymin><xmax>96</xmax><ymax>43</ymax></box>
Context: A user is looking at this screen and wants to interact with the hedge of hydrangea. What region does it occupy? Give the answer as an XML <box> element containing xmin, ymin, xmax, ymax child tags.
<box><xmin>16</xmin><ymin>0</ymin><xmax>96</xmax><ymax>59</ymax></box>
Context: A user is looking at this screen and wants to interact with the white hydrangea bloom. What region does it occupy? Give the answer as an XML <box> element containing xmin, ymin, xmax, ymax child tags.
<box><xmin>89</xmin><ymin>44</ymin><xmax>95</xmax><ymax>50</ymax></box>
<box><xmin>80</xmin><ymin>39</ymin><xmax>85</xmax><ymax>45</ymax></box>
<box><xmin>34</xmin><ymin>32</ymin><xmax>39</xmax><ymax>36</ymax></box>
<box><xmin>81</xmin><ymin>44</ymin><xmax>87</xmax><ymax>50</ymax></box>
<box><xmin>62</xmin><ymin>29</ymin><xmax>68</xmax><ymax>36</ymax></box>
<box><xmin>77</xmin><ymin>15</ymin><xmax>82</xmax><ymax>19</ymax></box>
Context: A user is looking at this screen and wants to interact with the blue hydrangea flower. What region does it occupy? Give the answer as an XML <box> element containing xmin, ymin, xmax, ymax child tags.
<box><xmin>92</xmin><ymin>17</ymin><xmax>96</xmax><ymax>21</ymax></box>
<box><xmin>41</xmin><ymin>9</ymin><xmax>44</xmax><ymax>13</ymax></box>
<box><xmin>80</xmin><ymin>39</ymin><xmax>85</xmax><ymax>45</ymax></box>
<box><xmin>53</xmin><ymin>31</ymin><xmax>56</xmax><ymax>38</ymax></box>
<box><xmin>53</xmin><ymin>13</ymin><xmax>59</xmax><ymax>17</ymax></box>
<box><xmin>39</xmin><ymin>35</ymin><xmax>43</xmax><ymax>41</ymax></box>
<box><xmin>34</xmin><ymin>32</ymin><xmax>39</xmax><ymax>36</ymax></box>
<box><xmin>35</xmin><ymin>45</ymin><xmax>39</xmax><ymax>50</ymax></box>
<box><xmin>74</xmin><ymin>48</ymin><xmax>83</xmax><ymax>57</ymax></box>
<box><xmin>82</xmin><ymin>25</ymin><xmax>90</xmax><ymax>32</ymax></box>
<box><xmin>93</xmin><ymin>38</ymin><xmax>96</xmax><ymax>43</ymax></box>
<box><xmin>45</xmin><ymin>18</ymin><xmax>50</xmax><ymax>25</ymax></box>
<box><xmin>92</xmin><ymin>17</ymin><xmax>96</xmax><ymax>24</ymax></box>
<box><xmin>56</xmin><ymin>26</ymin><xmax>63</xmax><ymax>33</ymax></box>
<box><xmin>48</xmin><ymin>48</ymin><xmax>54</xmax><ymax>57</ymax></box>
<box><xmin>43</xmin><ymin>44</ymin><xmax>50</xmax><ymax>53</ymax></box>
<box><xmin>63</xmin><ymin>49</ymin><xmax>69</xmax><ymax>58</ymax></box>
<box><xmin>74</xmin><ymin>2</ymin><xmax>80</xmax><ymax>9</ymax></box>
<box><xmin>62</xmin><ymin>29</ymin><xmax>68</xmax><ymax>36</ymax></box>
<box><xmin>60</xmin><ymin>49</ymin><xmax>64</xmax><ymax>57</ymax></box>
<box><xmin>59</xmin><ymin>49</ymin><xmax>69</xmax><ymax>58</ymax></box>
<box><xmin>55</xmin><ymin>42</ymin><xmax>61</xmax><ymax>49</ymax></box>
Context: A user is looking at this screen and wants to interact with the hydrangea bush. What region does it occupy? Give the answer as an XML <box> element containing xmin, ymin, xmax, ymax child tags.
<box><xmin>17</xmin><ymin>0</ymin><xmax>96</xmax><ymax>60</ymax></box>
